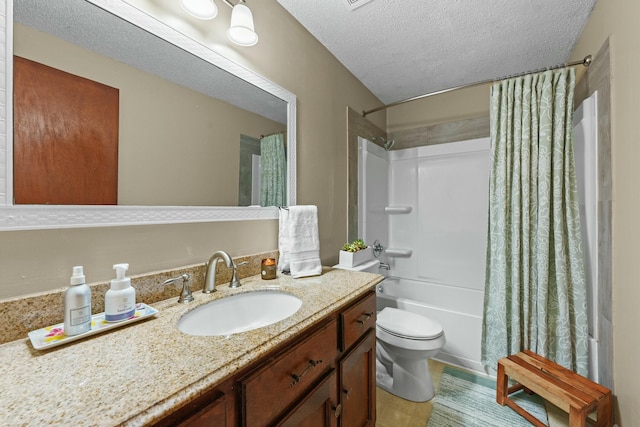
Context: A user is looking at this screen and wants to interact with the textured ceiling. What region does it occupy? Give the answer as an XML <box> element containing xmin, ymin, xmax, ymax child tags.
<box><xmin>276</xmin><ymin>0</ymin><xmax>597</xmax><ymax>105</ymax></box>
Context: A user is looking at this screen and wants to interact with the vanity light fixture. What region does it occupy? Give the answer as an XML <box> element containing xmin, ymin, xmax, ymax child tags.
<box><xmin>179</xmin><ymin>0</ymin><xmax>258</xmax><ymax>46</ymax></box>
<box><xmin>179</xmin><ymin>0</ymin><xmax>218</xmax><ymax>20</ymax></box>
<box><xmin>226</xmin><ymin>1</ymin><xmax>258</xmax><ymax>46</ymax></box>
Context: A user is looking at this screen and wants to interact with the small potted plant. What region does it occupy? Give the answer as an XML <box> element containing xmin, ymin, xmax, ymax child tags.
<box><xmin>339</xmin><ymin>239</ymin><xmax>373</xmax><ymax>267</ymax></box>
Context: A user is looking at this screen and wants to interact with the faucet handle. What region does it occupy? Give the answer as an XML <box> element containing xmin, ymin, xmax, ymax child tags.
<box><xmin>230</xmin><ymin>261</ymin><xmax>249</xmax><ymax>288</ymax></box>
<box><xmin>163</xmin><ymin>273</ymin><xmax>194</xmax><ymax>304</ymax></box>
<box><xmin>373</xmin><ymin>240</ymin><xmax>385</xmax><ymax>257</ymax></box>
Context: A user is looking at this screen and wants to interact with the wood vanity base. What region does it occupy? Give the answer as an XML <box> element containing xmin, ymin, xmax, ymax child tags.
<box><xmin>155</xmin><ymin>289</ymin><xmax>377</xmax><ymax>427</ymax></box>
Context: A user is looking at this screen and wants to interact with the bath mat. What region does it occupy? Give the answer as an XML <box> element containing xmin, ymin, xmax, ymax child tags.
<box><xmin>426</xmin><ymin>366</ymin><xmax>548</xmax><ymax>427</ymax></box>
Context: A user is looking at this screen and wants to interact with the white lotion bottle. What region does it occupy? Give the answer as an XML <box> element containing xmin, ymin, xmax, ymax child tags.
<box><xmin>105</xmin><ymin>263</ymin><xmax>136</xmax><ymax>322</ymax></box>
<box><xmin>64</xmin><ymin>266</ymin><xmax>92</xmax><ymax>336</ymax></box>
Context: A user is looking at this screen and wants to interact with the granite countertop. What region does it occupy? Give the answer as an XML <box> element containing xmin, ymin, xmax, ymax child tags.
<box><xmin>0</xmin><ymin>267</ymin><xmax>382</xmax><ymax>426</ymax></box>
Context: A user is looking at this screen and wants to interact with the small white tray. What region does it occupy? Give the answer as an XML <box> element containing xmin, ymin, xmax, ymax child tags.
<box><xmin>28</xmin><ymin>303</ymin><xmax>158</xmax><ymax>350</ymax></box>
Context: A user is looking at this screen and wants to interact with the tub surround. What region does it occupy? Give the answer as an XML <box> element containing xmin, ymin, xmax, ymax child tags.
<box><xmin>356</xmin><ymin>137</ymin><xmax>490</xmax><ymax>373</ymax></box>
<box><xmin>0</xmin><ymin>264</ymin><xmax>382</xmax><ymax>425</ymax></box>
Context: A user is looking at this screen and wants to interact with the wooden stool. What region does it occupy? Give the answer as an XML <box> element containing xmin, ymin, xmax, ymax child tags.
<box><xmin>497</xmin><ymin>350</ymin><xmax>612</xmax><ymax>427</ymax></box>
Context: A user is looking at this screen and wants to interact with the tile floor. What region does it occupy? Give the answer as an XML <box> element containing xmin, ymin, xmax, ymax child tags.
<box><xmin>375</xmin><ymin>359</ymin><xmax>574</xmax><ymax>427</ymax></box>
<box><xmin>375</xmin><ymin>359</ymin><xmax>445</xmax><ymax>427</ymax></box>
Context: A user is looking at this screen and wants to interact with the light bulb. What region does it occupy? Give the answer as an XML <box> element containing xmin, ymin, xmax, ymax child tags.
<box><xmin>227</xmin><ymin>3</ymin><xmax>258</xmax><ymax>46</ymax></box>
<box><xmin>179</xmin><ymin>0</ymin><xmax>218</xmax><ymax>20</ymax></box>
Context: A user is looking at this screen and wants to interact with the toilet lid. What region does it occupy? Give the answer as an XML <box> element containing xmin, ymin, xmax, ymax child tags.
<box><xmin>377</xmin><ymin>307</ymin><xmax>443</xmax><ymax>340</ymax></box>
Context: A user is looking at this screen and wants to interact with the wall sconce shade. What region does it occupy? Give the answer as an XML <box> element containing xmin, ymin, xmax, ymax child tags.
<box><xmin>179</xmin><ymin>0</ymin><xmax>218</xmax><ymax>20</ymax></box>
<box><xmin>227</xmin><ymin>3</ymin><xmax>258</xmax><ymax>46</ymax></box>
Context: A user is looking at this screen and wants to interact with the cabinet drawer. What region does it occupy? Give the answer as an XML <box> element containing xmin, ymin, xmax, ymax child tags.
<box><xmin>276</xmin><ymin>368</ymin><xmax>338</xmax><ymax>427</ymax></box>
<box><xmin>241</xmin><ymin>319</ymin><xmax>338</xmax><ymax>427</ymax></box>
<box><xmin>340</xmin><ymin>291</ymin><xmax>376</xmax><ymax>351</ymax></box>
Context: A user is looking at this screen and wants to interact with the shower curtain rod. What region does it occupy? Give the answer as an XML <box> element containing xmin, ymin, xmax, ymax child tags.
<box><xmin>260</xmin><ymin>130</ymin><xmax>287</xmax><ymax>139</ymax></box>
<box><xmin>362</xmin><ymin>55</ymin><xmax>592</xmax><ymax>117</ymax></box>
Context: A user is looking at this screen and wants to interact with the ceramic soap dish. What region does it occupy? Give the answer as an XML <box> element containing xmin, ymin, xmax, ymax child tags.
<box><xmin>28</xmin><ymin>303</ymin><xmax>158</xmax><ymax>350</ymax></box>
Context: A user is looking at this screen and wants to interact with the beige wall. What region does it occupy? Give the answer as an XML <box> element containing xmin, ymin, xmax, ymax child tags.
<box><xmin>0</xmin><ymin>0</ymin><xmax>384</xmax><ymax>299</ymax></box>
<box><xmin>6</xmin><ymin>3</ymin><xmax>635</xmax><ymax>423</ymax></box>
<box><xmin>571</xmin><ymin>0</ymin><xmax>640</xmax><ymax>424</ymax></box>
<box><xmin>15</xmin><ymin>23</ymin><xmax>284</xmax><ymax>206</ymax></box>
<box><xmin>386</xmin><ymin>84</ymin><xmax>490</xmax><ymax>132</ymax></box>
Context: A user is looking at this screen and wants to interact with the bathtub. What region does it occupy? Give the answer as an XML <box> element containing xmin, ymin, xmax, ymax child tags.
<box><xmin>375</xmin><ymin>276</ymin><xmax>485</xmax><ymax>373</ymax></box>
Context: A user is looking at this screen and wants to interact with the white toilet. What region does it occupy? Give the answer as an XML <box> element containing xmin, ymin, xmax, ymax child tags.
<box><xmin>376</xmin><ymin>307</ymin><xmax>445</xmax><ymax>401</ymax></box>
<box><xmin>333</xmin><ymin>259</ymin><xmax>446</xmax><ymax>402</ymax></box>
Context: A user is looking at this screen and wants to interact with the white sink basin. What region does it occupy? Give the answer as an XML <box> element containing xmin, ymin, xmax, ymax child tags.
<box><xmin>177</xmin><ymin>291</ymin><xmax>302</xmax><ymax>336</ymax></box>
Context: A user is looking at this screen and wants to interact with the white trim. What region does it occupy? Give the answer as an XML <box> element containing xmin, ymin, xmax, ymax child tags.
<box><xmin>0</xmin><ymin>205</ymin><xmax>279</xmax><ymax>230</ymax></box>
<box><xmin>0</xmin><ymin>0</ymin><xmax>296</xmax><ymax>230</ymax></box>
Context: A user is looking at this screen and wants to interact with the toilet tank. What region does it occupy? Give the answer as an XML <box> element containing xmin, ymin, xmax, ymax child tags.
<box><xmin>334</xmin><ymin>259</ymin><xmax>380</xmax><ymax>273</ymax></box>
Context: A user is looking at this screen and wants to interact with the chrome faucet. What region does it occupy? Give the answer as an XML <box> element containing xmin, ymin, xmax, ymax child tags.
<box><xmin>204</xmin><ymin>251</ymin><xmax>233</xmax><ymax>293</ymax></box>
<box><xmin>163</xmin><ymin>273</ymin><xmax>194</xmax><ymax>303</ymax></box>
<box><xmin>379</xmin><ymin>262</ymin><xmax>391</xmax><ymax>271</ymax></box>
<box><xmin>204</xmin><ymin>251</ymin><xmax>249</xmax><ymax>293</ymax></box>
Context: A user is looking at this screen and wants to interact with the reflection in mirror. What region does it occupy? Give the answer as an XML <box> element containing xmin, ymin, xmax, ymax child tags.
<box><xmin>13</xmin><ymin>0</ymin><xmax>289</xmax><ymax>207</ymax></box>
<box><xmin>238</xmin><ymin>131</ymin><xmax>287</xmax><ymax>206</ymax></box>
<box><xmin>0</xmin><ymin>0</ymin><xmax>296</xmax><ymax>230</ymax></box>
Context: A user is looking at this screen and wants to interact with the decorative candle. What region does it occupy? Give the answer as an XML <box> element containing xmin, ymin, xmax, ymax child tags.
<box><xmin>261</xmin><ymin>258</ymin><xmax>277</xmax><ymax>280</ymax></box>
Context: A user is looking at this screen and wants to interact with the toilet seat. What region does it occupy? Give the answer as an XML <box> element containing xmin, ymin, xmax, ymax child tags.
<box><xmin>377</xmin><ymin>326</ymin><xmax>444</xmax><ymax>341</ymax></box>
<box><xmin>377</xmin><ymin>307</ymin><xmax>443</xmax><ymax>340</ymax></box>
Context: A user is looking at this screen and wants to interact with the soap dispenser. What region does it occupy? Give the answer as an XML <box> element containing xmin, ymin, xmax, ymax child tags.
<box><xmin>105</xmin><ymin>263</ymin><xmax>136</xmax><ymax>322</ymax></box>
<box><xmin>64</xmin><ymin>266</ymin><xmax>92</xmax><ymax>336</ymax></box>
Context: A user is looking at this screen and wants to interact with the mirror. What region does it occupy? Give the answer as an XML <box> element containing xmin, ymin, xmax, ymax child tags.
<box><xmin>0</xmin><ymin>0</ymin><xmax>296</xmax><ymax>229</ymax></box>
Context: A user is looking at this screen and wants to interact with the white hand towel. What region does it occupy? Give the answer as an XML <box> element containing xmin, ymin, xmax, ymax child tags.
<box><xmin>283</xmin><ymin>205</ymin><xmax>322</xmax><ymax>278</ymax></box>
<box><xmin>278</xmin><ymin>207</ymin><xmax>291</xmax><ymax>273</ymax></box>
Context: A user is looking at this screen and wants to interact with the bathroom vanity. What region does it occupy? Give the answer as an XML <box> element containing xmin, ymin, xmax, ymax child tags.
<box><xmin>159</xmin><ymin>288</ymin><xmax>377</xmax><ymax>426</ymax></box>
<box><xmin>0</xmin><ymin>267</ymin><xmax>381</xmax><ymax>426</ymax></box>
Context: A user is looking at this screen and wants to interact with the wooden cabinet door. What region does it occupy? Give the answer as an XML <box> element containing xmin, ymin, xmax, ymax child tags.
<box><xmin>338</xmin><ymin>329</ymin><xmax>376</xmax><ymax>427</ymax></box>
<box><xmin>152</xmin><ymin>388</ymin><xmax>230</xmax><ymax>427</ymax></box>
<box><xmin>177</xmin><ymin>393</ymin><xmax>226</xmax><ymax>427</ymax></box>
<box><xmin>276</xmin><ymin>369</ymin><xmax>339</xmax><ymax>427</ymax></box>
<box><xmin>340</xmin><ymin>291</ymin><xmax>376</xmax><ymax>351</ymax></box>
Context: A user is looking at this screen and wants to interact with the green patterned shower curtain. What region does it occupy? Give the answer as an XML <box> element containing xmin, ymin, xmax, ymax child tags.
<box><xmin>260</xmin><ymin>133</ymin><xmax>287</xmax><ymax>207</ymax></box>
<box><xmin>481</xmin><ymin>68</ymin><xmax>589</xmax><ymax>376</ymax></box>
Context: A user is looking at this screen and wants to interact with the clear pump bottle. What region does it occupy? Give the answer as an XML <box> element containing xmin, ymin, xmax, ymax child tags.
<box><xmin>64</xmin><ymin>266</ymin><xmax>92</xmax><ymax>336</ymax></box>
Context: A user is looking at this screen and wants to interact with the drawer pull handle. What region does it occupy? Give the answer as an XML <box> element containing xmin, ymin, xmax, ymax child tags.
<box><xmin>333</xmin><ymin>403</ymin><xmax>342</xmax><ymax>418</ymax></box>
<box><xmin>356</xmin><ymin>312</ymin><xmax>373</xmax><ymax>324</ymax></box>
<box><xmin>290</xmin><ymin>359</ymin><xmax>323</xmax><ymax>387</ymax></box>
<box><xmin>343</xmin><ymin>387</ymin><xmax>352</xmax><ymax>399</ymax></box>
